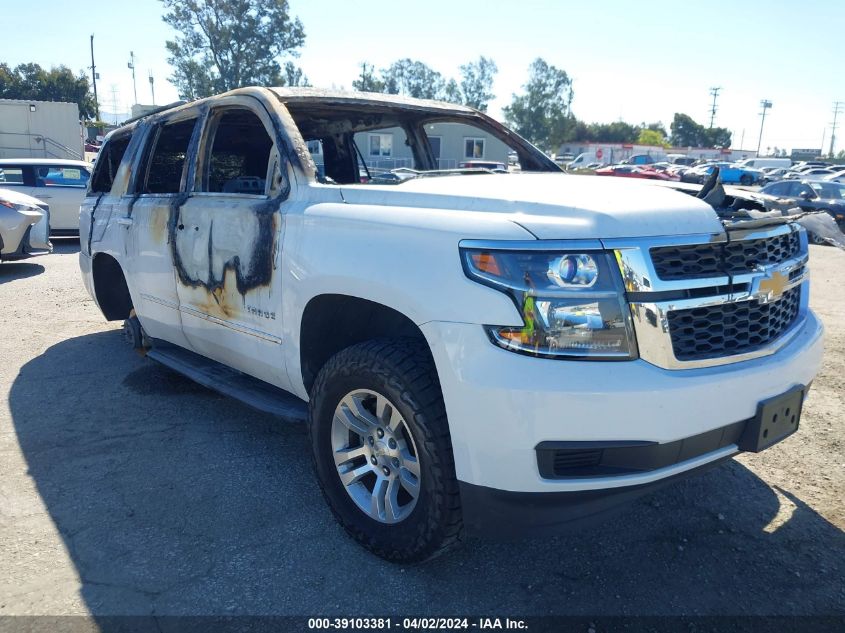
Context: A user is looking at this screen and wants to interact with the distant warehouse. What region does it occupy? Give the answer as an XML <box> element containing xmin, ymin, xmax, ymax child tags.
<box><xmin>0</xmin><ymin>99</ymin><xmax>84</xmax><ymax>160</ymax></box>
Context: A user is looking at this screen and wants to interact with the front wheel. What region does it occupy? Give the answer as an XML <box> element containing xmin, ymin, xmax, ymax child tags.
<box><xmin>740</xmin><ymin>174</ymin><xmax>753</xmax><ymax>186</ymax></box>
<box><xmin>309</xmin><ymin>338</ymin><xmax>462</xmax><ymax>562</ymax></box>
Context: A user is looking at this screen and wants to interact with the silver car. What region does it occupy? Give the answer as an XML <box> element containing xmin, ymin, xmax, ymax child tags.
<box><xmin>0</xmin><ymin>188</ymin><xmax>51</xmax><ymax>262</ymax></box>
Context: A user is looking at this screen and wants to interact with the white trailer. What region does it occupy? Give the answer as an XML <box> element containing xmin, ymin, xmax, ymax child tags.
<box><xmin>0</xmin><ymin>99</ymin><xmax>83</xmax><ymax>160</ymax></box>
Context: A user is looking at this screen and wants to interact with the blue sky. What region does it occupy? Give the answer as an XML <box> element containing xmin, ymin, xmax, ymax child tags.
<box><xmin>4</xmin><ymin>0</ymin><xmax>844</xmax><ymax>153</ymax></box>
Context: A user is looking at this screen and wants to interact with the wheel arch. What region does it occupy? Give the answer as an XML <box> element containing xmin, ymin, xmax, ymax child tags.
<box><xmin>299</xmin><ymin>294</ymin><xmax>431</xmax><ymax>395</ymax></box>
<box><xmin>91</xmin><ymin>252</ymin><xmax>133</xmax><ymax>321</ymax></box>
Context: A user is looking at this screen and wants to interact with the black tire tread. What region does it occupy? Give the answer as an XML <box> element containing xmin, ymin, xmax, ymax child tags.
<box><xmin>308</xmin><ymin>337</ymin><xmax>463</xmax><ymax>563</ymax></box>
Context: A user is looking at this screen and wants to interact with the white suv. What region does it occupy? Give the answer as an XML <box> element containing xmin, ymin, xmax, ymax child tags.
<box><xmin>79</xmin><ymin>88</ymin><xmax>823</xmax><ymax>562</ymax></box>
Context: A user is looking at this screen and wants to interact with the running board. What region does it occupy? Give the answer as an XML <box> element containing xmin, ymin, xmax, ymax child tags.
<box><xmin>146</xmin><ymin>342</ymin><xmax>308</xmax><ymax>422</ymax></box>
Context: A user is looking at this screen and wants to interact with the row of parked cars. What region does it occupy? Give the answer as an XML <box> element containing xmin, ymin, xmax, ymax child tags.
<box><xmin>0</xmin><ymin>158</ymin><xmax>91</xmax><ymax>263</ymax></box>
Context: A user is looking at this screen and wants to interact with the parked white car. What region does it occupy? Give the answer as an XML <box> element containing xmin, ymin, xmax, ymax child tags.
<box><xmin>79</xmin><ymin>88</ymin><xmax>823</xmax><ymax>562</ymax></box>
<box><xmin>0</xmin><ymin>188</ymin><xmax>51</xmax><ymax>261</ymax></box>
<box><xmin>821</xmin><ymin>169</ymin><xmax>845</xmax><ymax>184</ymax></box>
<box><xmin>0</xmin><ymin>158</ymin><xmax>91</xmax><ymax>235</ymax></box>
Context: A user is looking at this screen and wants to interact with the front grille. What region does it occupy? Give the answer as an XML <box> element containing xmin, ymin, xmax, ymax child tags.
<box><xmin>667</xmin><ymin>286</ymin><xmax>801</xmax><ymax>361</ymax></box>
<box><xmin>552</xmin><ymin>449</ymin><xmax>603</xmax><ymax>474</ymax></box>
<box><xmin>651</xmin><ymin>232</ymin><xmax>800</xmax><ymax>280</ymax></box>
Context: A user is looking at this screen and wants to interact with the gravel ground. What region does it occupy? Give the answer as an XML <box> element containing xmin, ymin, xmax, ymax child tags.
<box><xmin>0</xmin><ymin>240</ymin><xmax>843</xmax><ymax>618</ymax></box>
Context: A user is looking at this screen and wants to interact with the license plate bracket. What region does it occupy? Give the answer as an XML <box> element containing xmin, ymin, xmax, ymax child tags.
<box><xmin>738</xmin><ymin>386</ymin><xmax>804</xmax><ymax>453</ymax></box>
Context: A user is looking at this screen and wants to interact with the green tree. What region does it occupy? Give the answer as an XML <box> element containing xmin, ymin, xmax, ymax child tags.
<box><xmin>587</xmin><ymin>121</ymin><xmax>639</xmax><ymax>143</ymax></box>
<box><xmin>351</xmin><ymin>62</ymin><xmax>384</xmax><ymax>92</ymax></box>
<box><xmin>503</xmin><ymin>58</ymin><xmax>574</xmax><ymax>151</ymax></box>
<box><xmin>459</xmin><ymin>56</ymin><xmax>497</xmax><ymax>112</ymax></box>
<box><xmin>161</xmin><ymin>0</ymin><xmax>306</xmax><ymax>99</ymax></box>
<box><xmin>637</xmin><ymin>128</ymin><xmax>667</xmax><ymax>147</ymax></box>
<box><xmin>442</xmin><ymin>78</ymin><xmax>462</xmax><ymax>104</ymax></box>
<box><xmin>0</xmin><ymin>63</ymin><xmax>96</xmax><ymax>119</ymax></box>
<box><xmin>670</xmin><ymin>113</ymin><xmax>731</xmax><ymax>148</ymax></box>
<box><xmin>381</xmin><ymin>59</ymin><xmax>445</xmax><ymax>99</ymax></box>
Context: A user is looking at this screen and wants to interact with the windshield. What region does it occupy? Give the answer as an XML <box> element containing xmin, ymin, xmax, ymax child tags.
<box><xmin>809</xmin><ymin>182</ymin><xmax>845</xmax><ymax>200</ymax></box>
<box><xmin>281</xmin><ymin>98</ymin><xmax>559</xmax><ymax>185</ymax></box>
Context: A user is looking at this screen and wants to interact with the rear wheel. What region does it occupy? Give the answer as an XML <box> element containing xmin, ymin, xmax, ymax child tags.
<box><xmin>309</xmin><ymin>338</ymin><xmax>462</xmax><ymax>562</ymax></box>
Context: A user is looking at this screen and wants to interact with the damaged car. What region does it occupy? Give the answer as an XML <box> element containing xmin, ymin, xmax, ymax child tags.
<box><xmin>0</xmin><ymin>188</ymin><xmax>51</xmax><ymax>263</ymax></box>
<box><xmin>80</xmin><ymin>88</ymin><xmax>824</xmax><ymax>562</ymax></box>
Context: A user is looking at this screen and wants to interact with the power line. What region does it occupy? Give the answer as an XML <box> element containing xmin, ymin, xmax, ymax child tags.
<box><xmin>830</xmin><ymin>101</ymin><xmax>843</xmax><ymax>157</ymax></box>
<box><xmin>708</xmin><ymin>87</ymin><xmax>721</xmax><ymax>129</ymax></box>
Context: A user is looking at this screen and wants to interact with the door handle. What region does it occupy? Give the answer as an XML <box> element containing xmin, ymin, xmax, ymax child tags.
<box><xmin>116</xmin><ymin>217</ymin><xmax>133</xmax><ymax>227</ymax></box>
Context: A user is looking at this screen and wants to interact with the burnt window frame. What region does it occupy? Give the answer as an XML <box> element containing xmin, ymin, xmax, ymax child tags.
<box><xmin>135</xmin><ymin>112</ymin><xmax>203</xmax><ymax>196</ymax></box>
<box><xmin>193</xmin><ymin>98</ymin><xmax>284</xmax><ymax>199</ymax></box>
<box><xmin>88</xmin><ymin>132</ymin><xmax>134</xmax><ymax>196</ymax></box>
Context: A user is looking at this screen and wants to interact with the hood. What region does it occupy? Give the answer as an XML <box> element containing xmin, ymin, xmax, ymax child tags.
<box><xmin>0</xmin><ymin>187</ymin><xmax>47</xmax><ymax>209</ymax></box>
<box><xmin>340</xmin><ymin>173</ymin><xmax>724</xmax><ymax>239</ymax></box>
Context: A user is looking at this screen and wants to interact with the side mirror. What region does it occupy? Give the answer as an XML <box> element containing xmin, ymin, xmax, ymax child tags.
<box><xmin>799</xmin><ymin>191</ymin><xmax>814</xmax><ymax>200</ymax></box>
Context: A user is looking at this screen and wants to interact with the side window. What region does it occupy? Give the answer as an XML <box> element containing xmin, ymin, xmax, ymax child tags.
<box><xmin>90</xmin><ymin>134</ymin><xmax>133</xmax><ymax>194</ymax></box>
<box><xmin>144</xmin><ymin>118</ymin><xmax>197</xmax><ymax>194</ymax></box>
<box><xmin>202</xmin><ymin>108</ymin><xmax>274</xmax><ymax>195</ymax></box>
<box><xmin>0</xmin><ymin>166</ymin><xmax>26</xmax><ymax>185</ymax></box>
<box><xmin>34</xmin><ymin>165</ymin><xmax>90</xmax><ymax>188</ymax></box>
<box><xmin>766</xmin><ymin>182</ymin><xmax>787</xmax><ymax>196</ymax></box>
<box><xmin>352</xmin><ymin>126</ymin><xmax>412</xmax><ymax>177</ymax></box>
<box><xmin>368</xmin><ymin>133</ymin><xmax>393</xmax><ymax>157</ymax></box>
<box><xmin>791</xmin><ymin>183</ymin><xmax>813</xmax><ymax>198</ymax></box>
<box><xmin>464</xmin><ymin>137</ymin><xmax>485</xmax><ymax>159</ymax></box>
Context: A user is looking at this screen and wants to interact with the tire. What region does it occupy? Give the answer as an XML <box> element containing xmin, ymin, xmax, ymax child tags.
<box><xmin>309</xmin><ymin>338</ymin><xmax>462</xmax><ymax>563</ymax></box>
<box><xmin>740</xmin><ymin>174</ymin><xmax>753</xmax><ymax>186</ymax></box>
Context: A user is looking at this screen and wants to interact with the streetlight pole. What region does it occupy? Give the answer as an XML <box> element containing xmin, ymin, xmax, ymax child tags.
<box><xmin>756</xmin><ymin>100</ymin><xmax>772</xmax><ymax>157</ymax></box>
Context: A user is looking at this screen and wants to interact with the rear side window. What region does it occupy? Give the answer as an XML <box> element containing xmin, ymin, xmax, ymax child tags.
<box><xmin>90</xmin><ymin>134</ymin><xmax>132</xmax><ymax>194</ymax></box>
<box><xmin>0</xmin><ymin>166</ymin><xmax>26</xmax><ymax>185</ymax></box>
<box><xmin>144</xmin><ymin>118</ymin><xmax>198</xmax><ymax>194</ymax></box>
<box><xmin>34</xmin><ymin>165</ymin><xmax>90</xmax><ymax>188</ymax></box>
<box><xmin>202</xmin><ymin>108</ymin><xmax>274</xmax><ymax>195</ymax></box>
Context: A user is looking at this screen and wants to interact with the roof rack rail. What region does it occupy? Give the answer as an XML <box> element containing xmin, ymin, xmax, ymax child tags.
<box><xmin>123</xmin><ymin>101</ymin><xmax>188</xmax><ymax>125</ymax></box>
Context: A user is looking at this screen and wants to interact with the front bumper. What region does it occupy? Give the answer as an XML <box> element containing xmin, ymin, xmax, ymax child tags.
<box><xmin>459</xmin><ymin>454</ymin><xmax>734</xmax><ymax>537</ymax></box>
<box><xmin>421</xmin><ymin>309</ymin><xmax>823</xmax><ymax>504</ymax></box>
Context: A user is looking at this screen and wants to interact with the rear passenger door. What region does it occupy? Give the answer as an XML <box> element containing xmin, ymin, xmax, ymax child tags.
<box><xmin>30</xmin><ymin>164</ymin><xmax>90</xmax><ymax>233</ymax></box>
<box><xmin>124</xmin><ymin>113</ymin><xmax>201</xmax><ymax>349</ymax></box>
<box><xmin>173</xmin><ymin>96</ymin><xmax>289</xmax><ymax>389</ymax></box>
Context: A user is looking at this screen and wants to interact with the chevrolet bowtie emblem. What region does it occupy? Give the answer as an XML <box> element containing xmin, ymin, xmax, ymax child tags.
<box><xmin>756</xmin><ymin>270</ymin><xmax>788</xmax><ymax>303</ymax></box>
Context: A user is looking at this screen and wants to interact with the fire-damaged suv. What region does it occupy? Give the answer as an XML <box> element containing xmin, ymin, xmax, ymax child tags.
<box><xmin>79</xmin><ymin>88</ymin><xmax>823</xmax><ymax>562</ymax></box>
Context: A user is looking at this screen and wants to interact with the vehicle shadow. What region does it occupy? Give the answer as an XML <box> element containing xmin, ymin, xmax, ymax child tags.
<box><xmin>51</xmin><ymin>238</ymin><xmax>81</xmax><ymax>254</ymax></box>
<box><xmin>0</xmin><ymin>261</ymin><xmax>45</xmax><ymax>282</ymax></box>
<box><xmin>8</xmin><ymin>331</ymin><xmax>845</xmax><ymax>621</ymax></box>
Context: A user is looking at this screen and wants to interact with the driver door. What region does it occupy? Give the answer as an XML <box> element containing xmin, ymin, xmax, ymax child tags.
<box><xmin>171</xmin><ymin>96</ymin><xmax>290</xmax><ymax>389</ymax></box>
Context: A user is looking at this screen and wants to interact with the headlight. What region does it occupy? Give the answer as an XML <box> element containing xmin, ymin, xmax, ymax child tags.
<box><xmin>461</xmin><ymin>246</ymin><xmax>637</xmax><ymax>359</ymax></box>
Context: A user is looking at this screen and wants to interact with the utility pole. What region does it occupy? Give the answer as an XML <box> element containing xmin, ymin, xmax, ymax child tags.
<box><xmin>830</xmin><ymin>101</ymin><xmax>843</xmax><ymax>157</ymax></box>
<box><xmin>148</xmin><ymin>70</ymin><xmax>156</xmax><ymax>105</ymax></box>
<box><xmin>128</xmin><ymin>51</ymin><xmax>138</xmax><ymax>105</ymax></box>
<box><xmin>708</xmin><ymin>87</ymin><xmax>721</xmax><ymax>129</ymax></box>
<box><xmin>89</xmin><ymin>34</ymin><xmax>100</xmax><ymax>120</ymax></box>
<box><xmin>756</xmin><ymin>100</ymin><xmax>772</xmax><ymax>156</ymax></box>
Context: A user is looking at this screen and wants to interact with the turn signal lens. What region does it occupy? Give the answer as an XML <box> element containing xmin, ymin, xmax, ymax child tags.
<box><xmin>470</xmin><ymin>251</ymin><xmax>502</xmax><ymax>276</ymax></box>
